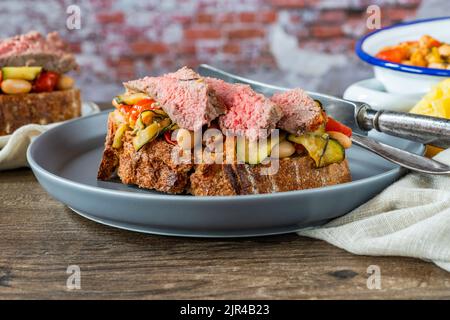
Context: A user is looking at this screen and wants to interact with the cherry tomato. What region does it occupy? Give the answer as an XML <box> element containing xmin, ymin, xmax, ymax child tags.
<box><xmin>134</xmin><ymin>98</ymin><xmax>158</xmax><ymax>110</ymax></box>
<box><xmin>128</xmin><ymin>99</ymin><xmax>158</xmax><ymax>122</ymax></box>
<box><xmin>325</xmin><ymin>117</ymin><xmax>352</xmax><ymax>137</ymax></box>
<box><xmin>428</xmin><ymin>39</ymin><xmax>441</xmax><ymax>48</ymax></box>
<box><xmin>33</xmin><ymin>71</ymin><xmax>59</xmax><ymax>92</ymax></box>
<box><xmin>164</xmin><ymin>131</ymin><xmax>177</xmax><ymax>145</ymax></box>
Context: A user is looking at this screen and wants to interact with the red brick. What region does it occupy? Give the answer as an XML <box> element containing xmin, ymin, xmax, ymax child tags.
<box><xmin>184</xmin><ymin>28</ymin><xmax>221</xmax><ymax>39</ymax></box>
<box><xmin>96</xmin><ymin>12</ymin><xmax>125</xmax><ymax>24</ymax></box>
<box><xmin>107</xmin><ymin>57</ymin><xmax>135</xmax><ymax>80</ymax></box>
<box><xmin>223</xmin><ymin>43</ymin><xmax>240</xmax><ymax>54</ymax></box>
<box><xmin>131</xmin><ymin>41</ymin><xmax>168</xmax><ymax>55</ymax></box>
<box><xmin>260</xmin><ymin>10</ymin><xmax>278</xmax><ymax>23</ymax></box>
<box><xmin>196</xmin><ymin>13</ymin><xmax>214</xmax><ymax>24</ymax></box>
<box><xmin>239</xmin><ymin>12</ymin><xmax>257</xmax><ymax>23</ymax></box>
<box><xmin>67</xmin><ymin>42</ymin><xmax>82</xmax><ymax>54</ymax></box>
<box><xmin>319</xmin><ymin>10</ymin><xmax>347</xmax><ymax>22</ymax></box>
<box><xmin>178</xmin><ymin>41</ymin><xmax>197</xmax><ymax>55</ymax></box>
<box><xmin>382</xmin><ymin>7</ymin><xmax>417</xmax><ymax>21</ymax></box>
<box><xmin>269</xmin><ymin>0</ymin><xmax>317</xmax><ymax>8</ymax></box>
<box><xmin>228</xmin><ymin>28</ymin><xmax>265</xmax><ymax>39</ymax></box>
<box><xmin>217</xmin><ymin>13</ymin><xmax>236</xmax><ymax>24</ymax></box>
<box><xmin>310</xmin><ymin>25</ymin><xmax>343</xmax><ymax>38</ymax></box>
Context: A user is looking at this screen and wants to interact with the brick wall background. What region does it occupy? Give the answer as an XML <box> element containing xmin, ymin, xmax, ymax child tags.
<box><xmin>0</xmin><ymin>0</ymin><xmax>441</xmax><ymax>101</ymax></box>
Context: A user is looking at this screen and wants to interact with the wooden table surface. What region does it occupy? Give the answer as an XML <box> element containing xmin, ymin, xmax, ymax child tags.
<box><xmin>1</xmin><ymin>104</ymin><xmax>450</xmax><ymax>300</ymax></box>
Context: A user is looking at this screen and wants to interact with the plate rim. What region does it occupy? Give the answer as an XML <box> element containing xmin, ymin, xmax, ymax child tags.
<box><xmin>356</xmin><ymin>16</ymin><xmax>450</xmax><ymax>77</ymax></box>
<box><xmin>27</xmin><ymin>109</ymin><xmax>425</xmax><ymax>202</ymax></box>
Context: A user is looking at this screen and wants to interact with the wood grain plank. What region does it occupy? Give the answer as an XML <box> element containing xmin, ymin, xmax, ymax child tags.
<box><xmin>1</xmin><ymin>167</ymin><xmax>450</xmax><ymax>299</ymax></box>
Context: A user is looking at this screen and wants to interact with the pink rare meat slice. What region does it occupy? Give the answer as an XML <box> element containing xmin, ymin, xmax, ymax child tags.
<box><xmin>0</xmin><ymin>31</ymin><xmax>78</xmax><ymax>74</ymax></box>
<box><xmin>205</xmin><ymin>77</ymin><xmax>282</xmax><ymax>141</ymax></box>
<box><xmin>270</xmin><ymin>88</ymin><xmax>325</xmax><ymax>135</ymax></box>
<box><xmin>123</xmin><ymin>67</ymin><xmax>225</xmax><ymax>131</ymax></box>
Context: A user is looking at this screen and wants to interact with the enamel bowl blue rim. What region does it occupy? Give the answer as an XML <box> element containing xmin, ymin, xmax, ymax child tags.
<box><xmin>356</xmin><ymin>16</ymin><xmax>450</xmax><ymax>77</ymax></box>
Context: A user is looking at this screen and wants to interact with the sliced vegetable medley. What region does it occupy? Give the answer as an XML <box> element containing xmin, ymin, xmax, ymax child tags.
<box><xmin>376</xmin><ymin>35</ymin><xmax>450</xmax><ymax>70</ymax></box>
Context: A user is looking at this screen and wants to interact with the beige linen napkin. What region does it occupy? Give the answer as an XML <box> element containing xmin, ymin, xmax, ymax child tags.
<box><xmin>0</xmin><ymin>124</ymin><xmax>46</xmax><ymax>170</ymax></box>
<box><xmin>298</xmin><ymin>149</ymin><xmax>450</xmax><ymax>272</ymax></box>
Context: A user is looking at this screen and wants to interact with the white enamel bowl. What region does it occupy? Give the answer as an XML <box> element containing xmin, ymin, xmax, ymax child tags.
<box><xmin>356</xmin><ymin>17</ymin><xmax>450</xmax><ymax>95</ymax></box>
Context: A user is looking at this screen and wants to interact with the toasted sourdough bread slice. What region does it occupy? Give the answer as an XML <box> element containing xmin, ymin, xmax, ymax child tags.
<box><xmin>0</xmin><ymin>88</ymin><xmax>81</xmax><ymax>135</ymax></box>
<box><xmin>98</xmin><ymin>113</ymin><xmax>351</xmax><ymax>195</ymax></box>
<box><xmin>97</xmin><ymin>112</ymin><xmax>194</xmax><ymax>194</ymax></box>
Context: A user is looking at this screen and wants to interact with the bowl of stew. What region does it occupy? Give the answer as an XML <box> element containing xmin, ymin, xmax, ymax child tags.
<box><xmin>356</xmin><ymin>17</ymin><xmax>450</xmax><ymax>94</ymax></box>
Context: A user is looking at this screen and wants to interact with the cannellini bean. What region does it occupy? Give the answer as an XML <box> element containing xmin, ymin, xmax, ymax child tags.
<box><xmin>203</xmin><ymin>128</ymin><xmax>223</xmax><ymax>152</ymax></box>
<box><xmin>328</xmin><ymin>131</ymin><xmax>352</xmax><ymax>149</ymax></box>
<box><xmin>438</xmin><ymin>44</ymin><xmax>450</xmax><ymax>57</ymax></box>
<box><xmin>272</xmin><ymin>140</ymin><xmax>295</xmax><ymax>158</ymax></box>
<box><xmin>56</xmin><ymin>75</ymin><xmax>75</xmax><ymax>90</ymax></box>
<box><xmin>175</xmin><ymin>128</ymin><xmax>194</xmax><ymax>150</ymax></box>
<box><xmin>1</xmin><ymin>79</ymin><xmax>32</xmax><ymax>94</ymax></box>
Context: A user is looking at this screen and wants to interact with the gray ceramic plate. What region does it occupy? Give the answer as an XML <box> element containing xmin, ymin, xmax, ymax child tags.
<box><xmin>27</xmin><ymin>110</ymin><xmax>424</xmax><ymax>237</ymax></box>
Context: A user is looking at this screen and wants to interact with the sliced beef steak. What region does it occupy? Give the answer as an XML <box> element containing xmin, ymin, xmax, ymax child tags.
<box><xmin>270</xmin><ymin>89</ymin><xmax>325</xmax><ymax>135</ymax></box>
<box><xmin>0</xmin><ymin>31</ymin><xmax>78</xmax><ymax>74</ymax></box>
<box><xmin>124</xmin><ymin>67</ymin><xmax>225</xmax><ymax>131</ymax></box>
<box><xmin>205</xmin><ymin>78</ymin><xmax>282</xmax><ymax>141</ymax></box>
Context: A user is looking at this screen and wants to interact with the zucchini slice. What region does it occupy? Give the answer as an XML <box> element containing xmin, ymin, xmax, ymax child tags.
<box><xmin>133</xmin><ymin>123</ymin><xmax>160</xmax><ymax>151</ymax></box>
<box><xmin>2</xmin><ymin>66</ymin><xmax>42</xmax><ymax>80</ymax></box>
<box><xmin>287</xmin><ymin>133</ymin><xmax>344</xmax><ymax>167</ymax></box>
<box><xmin>320</xmin><ymin>139</ymin><xmax>345</xmax><ymax>167</ymax></box>
<box><xmin>112</xmin><ymin>124</ymin><xmax>129</xmax><ymax>149</ymax></box>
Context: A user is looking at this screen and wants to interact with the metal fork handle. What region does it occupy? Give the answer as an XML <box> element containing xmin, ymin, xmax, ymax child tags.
<box><xmin>358</xmin><ymin>106</ymin><xmax>450</xmax><ymax>149</ymax></box>
<box><xmin>352</xmin><ymin>135</ymin><xmax>450</xmax><ymax>175</ymax></box>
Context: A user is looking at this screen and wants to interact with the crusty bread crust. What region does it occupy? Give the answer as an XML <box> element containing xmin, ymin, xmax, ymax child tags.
<box><xmin>0</xmin><ymin>88</ymin><xmax>81</xmax><ymax>136</ymax></box>
<box><xmin>189</xmin><ymin>158</ymin><xmax>350</xmax><ymax>196</ymax></box>
<box><xmin>98</xmin><ymin>113</ymin><xmax>352</xmax><ymax>195</ymax></box>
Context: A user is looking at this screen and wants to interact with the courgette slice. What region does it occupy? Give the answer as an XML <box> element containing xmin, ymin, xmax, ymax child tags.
<box><xmin>133</xmin><ymin>123</ymin><xmax>160</xmax><ymax>151</ymax></box>
<box><xmin>288</xmin><ymin>134</ymin><xmax>328</xmax><ymax>166</ymax></box>
<box><xmin>112</xmin><ymin>124</ymin><xmax>129</xmax><ymax>149</ymax></box>
<box><xmin>287</xmin><ymin>133</ymin><xmax>345</xmax><ymax>167</ymax></box>
<box><xmin>133</xmin><ymin>116</ymin><xmax>145</xmax><ymax>133</ymax></box>
<box><xmin>2</xmin><ymin>66</ymin><xmax>42</xmax><ymax>80</ymax></box>
<box><xmin>319</xmin><ymin>139</ymin><xmax>345</xmax><ymax>167</ymax></box>
<box><xmin>158</xmin><ymin>117</ymin><xmax>172</xmax><ymax>132</ymax></box>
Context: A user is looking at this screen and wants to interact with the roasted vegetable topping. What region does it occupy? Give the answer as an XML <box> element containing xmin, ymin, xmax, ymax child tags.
<box><xmin>112</xmin><ymin>123</ymin><xmax>129</xmax><ymax>149</ymax></box>
<box><xmin>1</xmin><ymin>79</ymin><xmax>32</xmax><ymax>94</ymax></box>
<box><xmin>0</xmin><ymin>67</ymin><xmax>73</xmax><ymax>95</ymax></box>
<box><xmin>376</xmin><ymin>35</ymin><xmax>450</xmax><ymax>70</ymax></box>
<box><xmin>112</xmin><ymin>95</ymin><xmax>178</xmax><ymax>151</ymax></box>
<box><xmin>33</xmin><ymin>71</ymin><xmax>59</xmax><ymax>93</ymax></box>
<box><xmin>325</xmin><ymin>117</ymin><xmax>352</xmax><ymax>137</ymax></box>
<box><xmin>133</xmin><ymin>122</ymin><xmax>160</xmax><ymax>151</ymax></box>
<box><xmin>288</xmin><ymin>133</ymin><xmax>345</xmax><ymax>167</ymax></box>
<box><xmin>2</xmin><ymin>66</ymin><xmax>42</xmax><ymax>80</ymax></box>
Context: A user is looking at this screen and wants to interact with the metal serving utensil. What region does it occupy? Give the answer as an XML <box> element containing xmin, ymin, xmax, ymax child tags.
<box><xmin>198</xmin><ymin>64</ymin><xmax>450</xmax><ymax>175</ymax></box>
